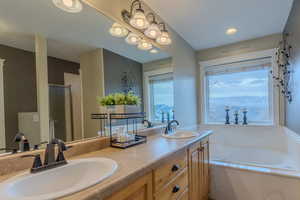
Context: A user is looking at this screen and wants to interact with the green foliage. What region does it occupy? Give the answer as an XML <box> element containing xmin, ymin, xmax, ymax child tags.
<box><xmin>98</xmin><ymin>92</ymin><xmax>141</xmax><ymax>106</ymax></box>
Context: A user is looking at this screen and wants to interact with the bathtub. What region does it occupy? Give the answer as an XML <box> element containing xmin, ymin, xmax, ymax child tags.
<box><xmin>198</xmin><ymin>125</ymin><xmax>300</xmax><ymax>200</ymax></box>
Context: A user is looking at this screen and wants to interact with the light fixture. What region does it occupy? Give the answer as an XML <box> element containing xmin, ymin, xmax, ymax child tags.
<box><xmin>52</xmin><ymin>0</ymin><xmax>83</xmax><ymax>13</ymax></box>
<box><xmin>116</xmin><ymin>1</ymin><xmax>172</xmax><ymax>51</ymax></box>
<box><xmin>125</xmin><ymin>33</ymin><xmax>140</xmax><ymax>45</ymax></box>
<box><xmin>150</xmin><ymin>49</ymin><xmax>158</xmax><ymax>54</ymax></box>
<box><xmin>156</xmin><ymin>23</ymin><xmax>172</xmax><ymax>45</ymax></box>
<box><xmin>144</xmin><ymin>13</ymin><xmax>161</xmax><ymax>39</ymax></box>
<box><xmin>226</xmin><ymin>28</ymin><xmax>238</xmax><ymax>35</ymax></box>
<box><xmin>109</xmin><ymin>23</ymin><xmax>129</xmax><ymax>38</ymax></box>
<box><xmin>138</xmin><ymin>39</ymin><xmax>152</xmax><ymax>50</ymax></box>
<box><xmin>125</xmin><ymin>0</ymin><xmax>149</xmax><ymax>30</ymax></box>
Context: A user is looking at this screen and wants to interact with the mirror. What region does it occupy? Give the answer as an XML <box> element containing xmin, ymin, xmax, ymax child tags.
<box><xmin>0</xmin><ymin>0</ymin><xmax>171</xmax><ymax>155</ymax></box>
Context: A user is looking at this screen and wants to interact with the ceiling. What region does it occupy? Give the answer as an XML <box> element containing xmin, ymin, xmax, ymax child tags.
<box><xmin>0</xmin><ymin>0</ymin><xmax>170</xmax><ymax>63</ymax></box>
<box><xmin>143</xmin><ymin>0</ymin><xmax>294</xmax><ymax>50</ymax></box>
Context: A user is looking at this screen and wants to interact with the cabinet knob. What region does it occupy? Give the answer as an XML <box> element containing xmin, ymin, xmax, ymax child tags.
<box><xmin>171</xmin><ymin>164</ymin><xmax>180</xmax><ymax>172</ymax></box>
<box><xmin>172</xmin><ymin>185</ymin><xmax>180</xmax><ymax>193</ymax></box>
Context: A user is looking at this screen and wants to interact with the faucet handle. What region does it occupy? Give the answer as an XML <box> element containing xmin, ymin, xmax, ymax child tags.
<box><xmin>21</xmin><ymin>154</ymin><xmax>43</xmax><ymax>169</ymax></box>
<box><xmin>56</xmin><ymin>144</ymin><xmax>73</xmax><ymax>163</ymax></box>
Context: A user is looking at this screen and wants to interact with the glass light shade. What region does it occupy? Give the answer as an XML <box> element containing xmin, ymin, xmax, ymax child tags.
<box><xmin>138</xmin><ymin>40</ymin><xmax>152</xmax><ymax>50</ymax></box>
<box><xmin>156</xmin><ymin>31</ymin><xmax>172</xmax><ymax>45</ymax></box>
<box><xmin>150</xmin><ymin>49</ymin><xmax>158</xmax><ymax>54</ymax></box>
<box><xmin>52</xmin><ymin>0</ymin><xmax>82</xmax><ymax>13</ymax></box>
<box><xmin>109</xmin><ymin>23</ymin><xmax>128</xmax><ymax>38</ymax></box>
<box><xmin>129</xmin><ymin>10</ymin><xmax>149</xmax><ymax>30</ymax></box>
<box><xmin>144</xmin><ymin>23</ymin><xmax>161</xmax><ymax>39</ymax></box>
<box><xmin>125</xmin><ymin>33</ymin><xmax>140</xmax><ymax>45</ymax></box>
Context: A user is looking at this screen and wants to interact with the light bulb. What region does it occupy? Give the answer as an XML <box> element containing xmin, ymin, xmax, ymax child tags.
<box><xmin>136</xmin><ymin>19</ymin><xmax>145</xmax><ymax>27</ymax></box>
<box><xmin>52</xmin><ymin>0</ymin><xmax>82</xmax><ymax>13</ymax></box>
<box><xmin>156</xmin><ymin>31</ymin><xmax>171</xmax><ymax>45</ymax></box>
<box><xmin>137</xmin><ymin>39</ymin><xmax>152</xmax><ymax>50</ymax></box>
<box><xmin>129</xmin><ymin>10</ymin><xmax>149</xmax><ymax>30</ymax></box>
<box><xmin>144</xmin><ymin>23</ymin><xmax>161</xmax><ymax>39</ymax></box>
<box><xmin>62</xmin><ymin>0</ymin><xmax>73</xmax><ymax>7</ymax></box>
<box><xmin>125</xmin><ymin>33</ymin><xmax>140</xmax><ymax>45</ymax></box>
<box><xmin>109</xmin><ymin>23</ymin><xmax>128</xmax><ymax>38</ymax></box>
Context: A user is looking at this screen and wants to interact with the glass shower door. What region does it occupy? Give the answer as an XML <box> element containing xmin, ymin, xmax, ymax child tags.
<box><xmin>48</xmin><ymin>84</ymin><xmax>73</xmax><ymax>142</ymax></box>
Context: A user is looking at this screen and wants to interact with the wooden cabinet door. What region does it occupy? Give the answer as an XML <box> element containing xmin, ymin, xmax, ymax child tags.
<box><xmin>200</xmin><ymin>139</ymin><xmax>210</xmax><ymax>200</ymax></box>
<box><xmin>188</xmin><ymin>137</ymin><xmax>210</xmax><ymax>200</ymax></box>
<box><xmin>105</xmin><ymin>173</ymin><xmax>153</xmax><ymax>200</ymax></box>
<box><xmin>188</xmin><ymin>142</ymin><xmax>200</xmax><ymax>200</ymax></box>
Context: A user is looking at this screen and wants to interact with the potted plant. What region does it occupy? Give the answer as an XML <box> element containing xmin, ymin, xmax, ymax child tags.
<box><xmin>97</xmin><ymin>92</ymin><xmax>141</xmax><ymax>114</ymax></box>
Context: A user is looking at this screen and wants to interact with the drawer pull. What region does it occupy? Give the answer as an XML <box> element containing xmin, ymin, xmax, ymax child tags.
<box><xmin>171</xmin><ymin>164</ymin><xmax>180</xmax><ymax>172</ymax></box>
<box><xmin>172</xmin><ymin>185</ymin><xmax>180</xmax><ymax>193</ymax></box>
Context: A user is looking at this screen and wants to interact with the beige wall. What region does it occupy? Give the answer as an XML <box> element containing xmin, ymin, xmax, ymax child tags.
<box><xmin>84</xmin><ymin>0</ymin><xmax>198</xmax><ymax>126</ymax></box>
<box><xmin>80</xmin><ymin>49</ymin><xmax>105</xmax><ymax>138</ymax></box>
<box><xmin>143</xmin><ymin>58</ymin><xmax>172</xmax><ymax>72</ymax></box>
<box><xmin>197</xmin><ymin>33</ymin><xmax>282</xmax><ymax>62</ymax></box>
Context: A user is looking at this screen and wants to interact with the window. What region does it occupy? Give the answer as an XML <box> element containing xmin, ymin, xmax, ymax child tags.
<box><xmin>203</xmin><ymin>58</ymin><xmax>274</xmax><ymax>125</ymax></box>
<box><xmin>149</xmin><ymin>73</ymin><xmax>174</xmax><ymax>122</ymax></box>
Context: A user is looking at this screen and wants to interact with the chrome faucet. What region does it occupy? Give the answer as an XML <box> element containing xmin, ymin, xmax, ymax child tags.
<box><xmin>142</xmin><ymin>119</ymin><xmax>153</xmax><ymax>128</ymax></box>
<box><xmin>44</xmin><ymin>138</ymin><xmax>68</xmax><ymax>165</ymax></box>
<box><xmin>165</xmin><ymin>120</ymin><xmax>179</xmax><ymax>134</ymax></box>
<box><xmin>22</xmin><ymin>138</ymin><xmax>70</xmax><ymax>173</ymax></box>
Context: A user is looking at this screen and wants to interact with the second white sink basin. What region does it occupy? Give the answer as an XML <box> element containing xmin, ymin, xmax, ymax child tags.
<box><xmin>0</xmin><ymin>157</ymin><xmax>118</xmax><ymax>200</ymax></box>
<box><xmin>162</xmin><ymin>130</ymin><xmax>198</xmax><ymax>139</ymax></box>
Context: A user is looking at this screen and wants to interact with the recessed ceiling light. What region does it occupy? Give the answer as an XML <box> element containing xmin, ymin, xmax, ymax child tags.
<box><xmin>52</xmin><ymin>0</ymin><xmax>83</xmax><ymax>13</ymax></box>
<box><xmin>226</xmin><ymin>28</ymin><xmax>238</xmax><ymax>35</ymax></box>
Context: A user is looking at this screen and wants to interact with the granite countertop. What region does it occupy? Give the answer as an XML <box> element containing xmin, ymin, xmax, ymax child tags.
<box><xmin>0</xmin><ymin>129</ymin><xmax>213</xmax><ymax>200</ymax></box>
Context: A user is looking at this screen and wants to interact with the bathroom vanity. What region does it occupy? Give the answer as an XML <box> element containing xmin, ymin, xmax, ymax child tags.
<box><xmin>105</xmin><ymin>137</ymin><xmax>209</xmax><ymax>200</ymax></box>
<box><xmin>0</xmin><ymin>127</ymin><xmax>212</xmax><ymax>200</ymax></box>
<box><xmin>103</xmin><ymin>134</ymin><xmax>210</xmax><ymax>200</ymax></box>
<box><xmin>56</xmin><ymin>129</ymin><xmax>212</xmax><ymax>200</ymax></box>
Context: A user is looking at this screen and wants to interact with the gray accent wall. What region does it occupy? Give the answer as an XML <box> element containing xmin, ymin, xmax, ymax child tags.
<box><xmin>103</xmin><ymin>49</ymin><xmax>143</xmax><ymax>109</ymax></box>
<box><xmin>0</xmin><ymin>44</ymin><xmax>37</xmax><ymax>147</ymax></box>
<box><xmin>48</xmin><ymin>57</ymin><xmax>80</xmax><ymax>85</ymax></box>
<box><xmin>284</xmin><ymin>0</ymin><xmax>300</xmax><ymax>134</ymax></box>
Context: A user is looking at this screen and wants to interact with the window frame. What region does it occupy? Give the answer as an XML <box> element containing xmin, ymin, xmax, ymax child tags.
<box><xmin>143</xmin><ymin>67</ymin><xmax>173</xmax><ymax>122</ymax></box>
<box><xmin>199</xmin><ymin>49</ymin><xmax>282</xmax><ymax>126</ymax></box>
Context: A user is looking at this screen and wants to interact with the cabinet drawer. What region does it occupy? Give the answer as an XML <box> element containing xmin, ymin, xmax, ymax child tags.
<box><xmin>155</xmin><ymin>168</ymin><xmax>188</xmax><ymax>200</ymax></box>
<box><xmin>154</xmin><ymin>150</ymin><xmax>187</xmax><ymax>192</ymax></box>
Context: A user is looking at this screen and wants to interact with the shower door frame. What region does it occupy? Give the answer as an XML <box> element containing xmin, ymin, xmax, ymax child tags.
<box><xmin>0</xmin><ymin>59</ymin><xmax>6</xmax><ymax>148</ymax></box>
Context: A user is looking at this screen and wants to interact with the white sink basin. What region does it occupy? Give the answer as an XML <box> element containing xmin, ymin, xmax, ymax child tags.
<box><xmin>162</xmin><ymin>130</ymin><xmax>198</xmax><ymax>139</ymax></box>
<box><xmin>0</xmin><ymin>157</ymin><xmax>118</xmax><ymax>200</ymax></box>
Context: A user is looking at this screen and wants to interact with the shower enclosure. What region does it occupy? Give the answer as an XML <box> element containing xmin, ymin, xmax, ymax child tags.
<box><xmin>48</xmin><ymin>84</ymin><xmax>74</xmax><ymax>142</ymax></box>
